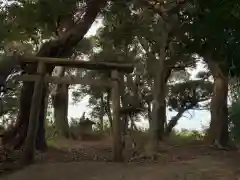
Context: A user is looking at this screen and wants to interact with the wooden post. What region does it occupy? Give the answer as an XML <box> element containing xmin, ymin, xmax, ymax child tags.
<box><xmin>111</xmin><ymin>70</ymin><xmax>123</xmax><ymax>161</ymax></box>
<box><xmin>22</xmin><ymin>61</ymin><xmax>45</xmax><ymax>165</ymax></box>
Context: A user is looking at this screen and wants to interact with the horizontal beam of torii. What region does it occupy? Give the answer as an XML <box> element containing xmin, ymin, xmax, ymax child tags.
<box><xmin>16</xmin><ymin>56</ymin><xmax>134</xmax><ymax>73</ymax></box>
<box><xmin>12</xmin><ymin>75</ymin><xmax>112</xmax><ymax>87</ymax></box>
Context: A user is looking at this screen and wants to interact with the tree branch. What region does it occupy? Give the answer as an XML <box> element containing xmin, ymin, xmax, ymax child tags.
<box><xmin>37</xmin><ymin>0</ymin><xmax>108</xmax><ymax>58</ymax></box>
<box><xmin>165</xmin><ymin>108</ymin><xmax>186</xmax><ymax>136</ymax></box>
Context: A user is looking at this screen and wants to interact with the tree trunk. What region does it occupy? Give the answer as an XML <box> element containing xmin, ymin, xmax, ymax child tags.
<box><xmin>54</xmin><ymin>84</ymin><xmax>70</xmax><ymax>138</ymax></box>
<box><xmin>36</xmin><ymin>84</ymin><xmax>50</xmax><ymax>151</ymax></box>
<box><xmin>52</xmin><ymin>75</ymin><xmax>70</xmax><ymax>138</ymax></box>
<box><xmin>149</xmin><ymin>75</ymin><xmax>165</xmax><ymax>154</ymax></box>
<box><xmin>149</xmin><ymin>47</ymin><xmax>167</xmax><ymax>155</ymax></box>
<box><xmin>4</xmin><ymin>0</ymin><xmax>108</xmax><ymax>149</ymax></box>
<box><xmin>147</xmin><ymin>101</ymin><xmax>152</xmax><ymax>123</ymax></box>
<box><xmin>156</xmin><ymin>67</ymin><xmax>172</xmax><ymax>140</ymax></box>
<box><xmin>130</xmin><ymin>116</ymin><xmax>137</xmax><ymax>131</ymax></box>
<box><xmin>52</xmin><ymin>67</ymin><xmax>70</xmax><ymax>138</ymax></box>
<box><xmin>157</xmin><ymin>99</ymin><xmax>166</xmax><ymax>140</ymax></box>
<box><xmin>205</xmin><ymin>56</ymin><xmax>229</xmax><ymax>147</ymax></box>
<box><xmin>99</xmin><ymin>93</ymin><xmax>104</xmax><ymax>132</ymax></box>
<box><xmin>106</xmin><ymin>89</ymin><xmax>113</xmax><ymax>131</ymax></box>
<box><xmin>120</xmin><ymin>74</ymin><xmax>129</xmax><ymax>136</ymax></box>
<box><xmin>139</xmin><ymin>36</ymin><xmax>170</xmax><ymax>143</ymax></box>
<box><xmin>35</xmin><ymin>86</ymin><xmax>48</xmax><ymax>151</ymax></box>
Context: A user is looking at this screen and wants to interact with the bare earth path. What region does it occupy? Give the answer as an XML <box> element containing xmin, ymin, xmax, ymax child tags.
<box><xmin>2</xmin><ymin>139</ymin><xmax>240</xmax><ymax>180</ymax></box>
<box><xmin>2</xmin><ymin>155</ymin><xmax>240</xmax><ymax>180</ymax></box>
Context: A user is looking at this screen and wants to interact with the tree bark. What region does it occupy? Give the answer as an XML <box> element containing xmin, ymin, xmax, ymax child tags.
<box><xmin>35</xmin><ymin>87</ymin><xmax>48</xmax><ymax>151</ymax></box>
<box><xmin>204</xmin><ymin>56</ymin><xmax>229</xmax><ymax>147</ymax></box>
<box><xmin>4</xmin><ymin>0</ymin><xmax>108</xmax><ymax>149</ymax></box>
<box><xmin>54</xmin><ymin>84</ymin><xmax>70</xmax><ymax>138</ymax></box>
<box><xmin>106</xmin><ymin>89</ymin><xmax>113</xmax><ymax>131</ymax></box>
<box><xmin>52</xmin><ymin>67</ymin><xmax>70</xmax><ymax>138</ymax></box>
<box><xmin>99</xmin><ymin>93</ymin><xmax>104</xmax><ymax>132</ymax></box>
<box><xmin>149</xmin><ymin>47</ymin><xmax>167</xmax><ymax>155</ymax></box>
<box><xmin>52</xmin><ymin>67</ymin><xmax>69</xmax><ymax>138</ymax></box>
<box><xmin>147</xmin><ymin>101</ymin><xmax>152</xmax><ymax>123</ymax></box>
<box><xmin>120</xmin><ymin>74</ymin><xmax>128</xmax><ymax>136</ymax></box>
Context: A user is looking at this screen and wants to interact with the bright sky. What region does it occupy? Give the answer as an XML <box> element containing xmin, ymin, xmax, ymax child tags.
<box><xmin>67</xmin><ymin>20</ymin><xmax>211</xmax><ymax>131</ymax></box>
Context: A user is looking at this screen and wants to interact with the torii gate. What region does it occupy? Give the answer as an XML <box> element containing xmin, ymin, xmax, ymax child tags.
<box><xmin>11</xmin><ymin>56</ymin><xmax>134</xmax><ymax>164</ymax></box>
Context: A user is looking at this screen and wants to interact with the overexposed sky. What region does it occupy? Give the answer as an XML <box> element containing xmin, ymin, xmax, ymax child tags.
<box><xmin>67</xmin><ymin>20</ymin><xmax>210</xmax><ymax>131</ymax></box>
<box><xmin>67</xmin><ymin>61</ymin><xmax>210</xmax><ymax>131</ymax></box>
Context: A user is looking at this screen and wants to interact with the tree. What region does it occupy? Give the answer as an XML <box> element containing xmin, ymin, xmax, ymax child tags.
<box><xmin>229</xmin><ymin>101</ymin><xmax>240</xmax><ymax>141</ymax></box>
<box><xmin>51</xmin><ymin>38</ymin><xmax>93</xmax><ymax>138</ymax></box>
<box><xmin>228</xmin><ymin>78</ymin><xmax>240</xmax><ymax>141</ymax></box>
<box><xmin>180</xmin><ymin>0</ymin><xmax>240</xmax><ymax>147</ymax></box>
<box><xmin>165</xmin><ymin>79</ymin><xmax>212</xmax><ymax>135</ymax></box>
<box><xmin>0</xmin><ymin>0</ymin><xmax>108</xmax><ymax>164</ymax></box>
<box><xmin>71</xmin><ymin>0</ymin><xmax>203</xmax><ymax>158</ymax></box>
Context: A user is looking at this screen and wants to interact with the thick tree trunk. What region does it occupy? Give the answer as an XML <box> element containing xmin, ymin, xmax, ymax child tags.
<box><xmin>4</xmin><ymin>0</ymin><xmax>108</xmax><ymax>149</ymax></box>
<box><xmin>152</xmin><ymin>65</ymin><xmax>169</xmax><ymax>142</ymax></box>
<box><xmin>53</xmin><ymin>84</ymin><xmax>70</xmax><ymax>138</ymax></box>
<box><xmin>149</xmin><ymin>49</ymin><xmax>167</xmax><ymax>155</ymax></box>
<box><xmin>52</xmin><ymin>67</ymin><xmax>70</xmax><ymax>138</ymax></box>
<box><xmin>120</xmin><ymin>74</ymin><xmax>128</xmax><ymax>136</ymax></box>
<box><xmin>205</xmin><ymin>57</ymin><xmax>229</xmax><ymax>147</ymax></box>
<box><xmin>35</xmin><ymin>87</ymin><xmax>48</xmax><ymax>151</ymax></box>
<box><xmin>149</xmin><ymin>75</ymin><xmax>165</xmax><ymax>154</ymax></box>
<box><xmin>53</xmin><ymin>86</ymin><xmax>70</xmax><ymax>138</ymax></box>
<box><xmin>156</xmin><ymin>68</ymin><xmax>172</xmax><ymax>139</ymax></box>
<box><xmin>36</xmin><ymin>84</ymin><xmax>50</xmax><ymax>151</ymax></box>
<box><xmin>157</xmin><ymin>99</ymin><xmax>166</xmax><ymax>140</ymax></box>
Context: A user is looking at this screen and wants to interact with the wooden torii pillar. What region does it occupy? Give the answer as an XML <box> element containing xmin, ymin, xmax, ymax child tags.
<box><xmin>14</xmin><ymin>56</ymin><xmax>134</xmax><ymax>164</ymax></box>
<box><xmin>111</xmin><ymin>70</ymin><xmax>121</xmax><ymax>161</ymax></box>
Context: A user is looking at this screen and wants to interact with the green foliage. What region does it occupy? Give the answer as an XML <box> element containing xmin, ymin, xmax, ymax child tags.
<box><xmin>228</xmin><ymin>78</ymin><xmax>240</xmax><ymax>140</ymax></box>
<box><xmin>70</xmin><ymin>0</ymin><xmax>215</xmax><ymax>128</ymax></box>
<box><xmin>183</xmin><ymin>0</ymin><xmax>240</xmax><ymax>76</ymax></box>
<box><xmin>168</xmin><ymin>80</ymin><xmax>212</xmax><ymax>111</ymax></box>
<box><xmin>3</xmin><ymin>0</ymin><xmax>237</xmax><ymax>135</ymax></box>
<box><xmin>168</xmin><ymin>129</ymin><xmax>205</xmax><ymax>145</ymax></box>
<box><xmin>229</xmin><ymin>101</ymin><xmax>240</xmax><ymax>141</ymax></box>
<box><xmin>1</xmin><ymin>82</ymin><xmax>21</xmax><ymax>115</ymax></box>
<box><xmin>0</xmin><ymin>0</ymin><xmax>85</xmax><ymax>50</ymax></box>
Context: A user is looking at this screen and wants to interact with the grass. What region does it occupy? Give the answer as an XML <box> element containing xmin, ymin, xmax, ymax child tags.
<box><xmin>168</xmin><ymin>130</ymin><xmax>205</xmax><ymax>145</ymax></box>
<box><xmin>46</xmin><ymin>128</ymin><xmax>206</xmax><ymax>151</ymax></box>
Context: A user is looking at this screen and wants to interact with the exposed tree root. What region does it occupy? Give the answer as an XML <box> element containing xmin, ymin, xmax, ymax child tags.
<box><xmin>128</xmin><ymin>150</ymin><xmax>163</xmax><ymax>162</ymax></box>
<box><xmin>210</xmin><ymin>140</ymin><xmax>238</xmax><ymax>151</ymax></box>
<box><xmin>225</xmin><ymin>140</ymin><xmax>239</xmax><ymax>151</ymax></box>
<box><xmin>210</xmin><ymin>140</ymin><xmax>225</xmax><ymax>150</ymax></box>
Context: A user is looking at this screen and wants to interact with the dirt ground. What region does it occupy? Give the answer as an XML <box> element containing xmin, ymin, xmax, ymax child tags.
<box><xmin>2</xmin><ymin>156</ymin><xmax>240</xmax><ymax>180</ymax></box>
<box><xmin>2</xmin><ymin>138</ymin><xmax>240</xmax><ymax>180</ymax></box>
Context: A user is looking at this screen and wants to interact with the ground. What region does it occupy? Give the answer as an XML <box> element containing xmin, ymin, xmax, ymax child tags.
<box><xmin>2</xmin><ymin>157</ymin><xmax>239</xmax><ymax>180</ymax></box>
<box><xmin>1</xmin><ymin>137</ymin><xmax>240</xmax><ymax>180</ymax></box>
